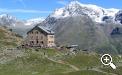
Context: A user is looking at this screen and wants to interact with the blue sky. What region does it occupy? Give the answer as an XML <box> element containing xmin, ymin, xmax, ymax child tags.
<box><xmin>0</xmin><ymin>0</ymin><xmax>121</xmax><ymax>20</ymax></box>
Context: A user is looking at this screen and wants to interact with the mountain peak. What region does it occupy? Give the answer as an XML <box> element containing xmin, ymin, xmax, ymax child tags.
<box><xmin>67</xmin><ymin>1</ymin><xmax>102</xmax><ymax>10</ymax></box>
<box><xmin>0</xmin><ymin>14</ymin><xmax>17</xmax><ymax>20</ymax></box>
<box><xmin>0</xmin><ymin>14</ymin><xmax>9</xmax><ymax>17</ymax></box>
<box><xmin>68</xmin><ymin>1</ymin><xmax>81</xmax><ymax>5</ymax></box>
<box><xmin>50</xmin><ymin>1</ymin><xmax>119</xmax><ymax>23</ymax></box>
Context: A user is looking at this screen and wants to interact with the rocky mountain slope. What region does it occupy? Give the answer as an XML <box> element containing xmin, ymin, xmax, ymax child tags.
<box><xmin>39</xmin><ymin>1</ymin><xmax>122</xmax><ymax>54</ymax></box>
<box><xmin>49</xmin><ymin>15</ymin><xmax>122</xmax><ymax>54</ymax></box>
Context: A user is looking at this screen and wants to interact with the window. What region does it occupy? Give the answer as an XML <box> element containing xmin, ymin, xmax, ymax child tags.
<box><xmin>37</xmin><ymin>41</ymin><xmax>38</xmax><ymax>44</ymax></box>
<box><xmin>30</xmin><ymin>41</ymin><xmax>34</xmax><ymax>45</ymax></box>
<box><xmin>36</xmin><ymin>31</ymin><xmax>38</xmax><ymax>34</ymax></box>
<box><xmin>49</xmin><ymin>41</ymin><xmax>54</xmax><ymax>43</ymax></box>
<box><xmin>41</xmin><ymin>41</ymin><xmax>44</xmax><ymax>44</ymax></box>
<box><xmin>50</xmin><ymin>35</ymin><xmax>54</xmax><ymax>38</ymax></box>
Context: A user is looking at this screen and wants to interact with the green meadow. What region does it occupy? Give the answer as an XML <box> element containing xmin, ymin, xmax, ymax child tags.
<box><xmin>0</xmin><ymin>48</ymin><xmax>122</xmax><ymax>75</ymax></box>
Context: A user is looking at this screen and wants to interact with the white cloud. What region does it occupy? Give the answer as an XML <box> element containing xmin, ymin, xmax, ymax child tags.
<box><xmin>57</xmin><ymin>0</ymin><xmax>68</xmax><ymax>5</ymax></box>
<box><xmin>0</xmin><ymin>8</ymin><xmax>52</xmax><ymax>13</ymax></box>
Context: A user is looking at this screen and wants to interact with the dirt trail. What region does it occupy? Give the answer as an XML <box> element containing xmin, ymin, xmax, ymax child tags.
<box><xmin>45</xmin><ymin>55</ymin><xmax>80</xmax><ymax>71</ymax></box>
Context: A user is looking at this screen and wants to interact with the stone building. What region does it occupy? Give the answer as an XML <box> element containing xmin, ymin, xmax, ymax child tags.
<box><xmin>23</xmin><ymin>25</ymin><xmax>55</xmax><ymax>47</ymax></box>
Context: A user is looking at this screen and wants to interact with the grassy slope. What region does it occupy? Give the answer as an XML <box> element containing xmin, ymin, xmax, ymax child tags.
<box><xmin>53</xmin><ymin>70</ymin><xmax>108</xmax><ymax>75</ymax></box>
<box><xmin>0</xmin><ymin>48</ymin><xmax>121</xmax><ymax>75</ymax></box>
<box><xmin>0</xmin><ymin>49</ymin><xmax>73</xmax><ymax>75</ymax></box>
<box><xmin>0</xmin><ymin>27</ymin><xmax>22</xmax><ymax>48</ymax></box>
<box><xmin>100</xmin><ymin>66</ymin><xmax>122</xmax><ymax>75</ymax></box>
<box><xmin>63</xmin><ymin>53</ymin><xmax>101</xmax><ymax>69</ymax></box>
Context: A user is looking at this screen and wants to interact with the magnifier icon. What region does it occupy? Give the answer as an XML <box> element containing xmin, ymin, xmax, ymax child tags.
<box><xmin>101</xmin><ymin>54</ymin><xmax>116</xmax><ymax>69</ymax></box>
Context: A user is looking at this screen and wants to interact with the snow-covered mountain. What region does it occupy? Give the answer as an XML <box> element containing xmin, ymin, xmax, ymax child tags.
<box><xmin>0</xmin><ymin>14</ymin><xmax>19</xmax><ymax>27</ymax></box>
<box><xmin>25</xmin><ymin>18</ymin><xmax>45</xmax><ymax>26</ymax></box>
<box><xmin>49</xmin><ymin>1</ymin><xmax>120</xmax><ymax>23</ymax></box>
<box><xmin>0</xmin><ymin>14</ymin><xmax>44</xmax><ymax>27</ymax></box>
<box><xmin>115</xmin><ymin>10</ymin><xmax>122</xmax><ymax>24</ymax></box>
<box><xmin>0</xmin><ymin>1</ymin><xmax>121</xmax><ymax>28</ymax></box>
<box><xmin>0</xmin><ymin>14</ymin><xmax>44</xmax><ymax>36</ymax></box>
<box><xmin>40</xmin><ymin>1</ymin><xmax>122</xmax><ymax>54</ymax></box>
